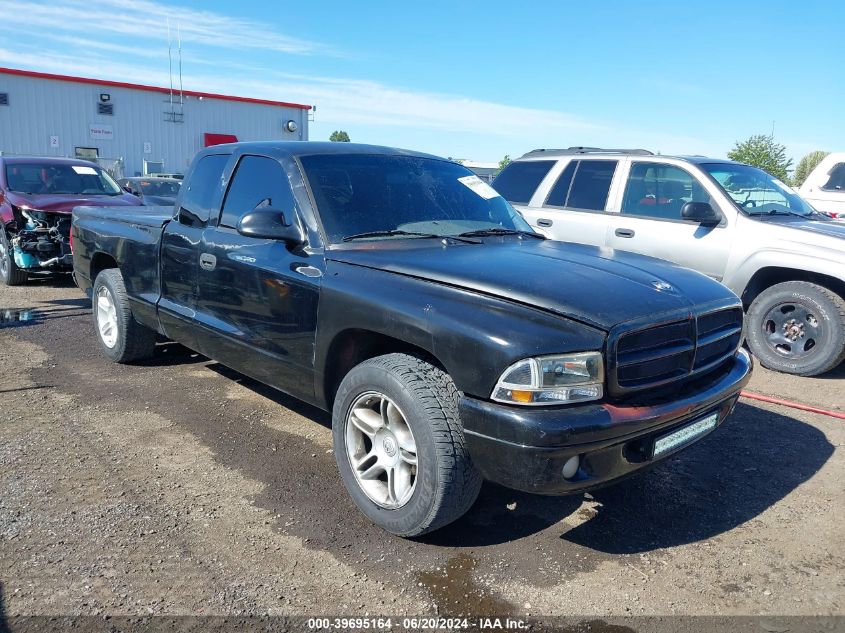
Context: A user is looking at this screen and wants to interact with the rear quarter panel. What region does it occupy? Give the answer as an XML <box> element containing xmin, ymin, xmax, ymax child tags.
<box><xmin>73</xmin><ymin>206</ymin><xmax>170</xmax><ymax>332</ymax></box>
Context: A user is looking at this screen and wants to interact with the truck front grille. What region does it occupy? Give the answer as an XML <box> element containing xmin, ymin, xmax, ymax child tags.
<box><xmin>610</xmin><ymin>306</ymin><xmax>743</xmax><ymax>395</ymax></box>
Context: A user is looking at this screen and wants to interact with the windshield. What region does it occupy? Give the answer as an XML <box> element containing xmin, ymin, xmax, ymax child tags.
<box><xmin>299</xmin><ymin>154</ymin><xmax>533</xmax><ymax>243</ymax></box>
<box><xmin>5</xmin><ymin>162</ymin><xmax>122</xmax><ymax>196</ymax></box>
<box><xmin>701</xmin><ymin>163</ymin><xmax>817</xmax><ymax>216</ymax></box>
<box><xmin>138</xmin><ymin>179</ymin><xmax>181</xmax><ymax>197</ymax></box>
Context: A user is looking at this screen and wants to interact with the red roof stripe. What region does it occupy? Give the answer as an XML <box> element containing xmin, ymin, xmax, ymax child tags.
<box><xmin>0</xmin><ymin>66</ymin><xmax>312</xmax><ymax>110</ymax></box>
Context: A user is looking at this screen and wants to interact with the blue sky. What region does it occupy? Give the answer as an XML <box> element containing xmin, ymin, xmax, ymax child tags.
<box><xmin>0</xmin><ymin>0</ymin><xmax>840</xmax><ymax>166</ymax></box>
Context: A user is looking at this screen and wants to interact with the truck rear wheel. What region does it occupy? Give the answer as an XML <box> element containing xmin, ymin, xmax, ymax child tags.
<box><xmin>92</xmin><ymin>269</ymin><xmax>157</xmax><ymax>363</ymax></box>
<box><xmin>332</xmin><ymin>353</ymin><xmax>482</xmax><ymax>537</ymax></box>
<box><xmin>0</xmin><ymin>230</ymin><xmax>28</xmax><ymax>286</ymax></box>
<box><xmin>746</xmin><ymin>281</ymin><xmax>845</xmax><ymax>376</ymax></box>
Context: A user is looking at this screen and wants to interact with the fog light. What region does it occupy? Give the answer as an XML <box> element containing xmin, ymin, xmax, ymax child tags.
<box><xmin>562</xmin><ymin>455</ymin><xmax>580</xmax><ymax>480</ymax></box>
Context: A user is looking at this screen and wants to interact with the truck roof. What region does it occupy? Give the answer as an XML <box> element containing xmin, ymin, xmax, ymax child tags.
<box><xmin>517</xmin><ymin>147</ymin><xmax>742</xmax><ymax>166</ymax></box>
<box><xmin>0</xmin><ymin>155</ymin><xmax>100</xmax><ymax>167</ymax></box>
<box><xmin>195</xmin><ymin>141</ymin><xmax>447</xmax><ymax>162</ymax></box>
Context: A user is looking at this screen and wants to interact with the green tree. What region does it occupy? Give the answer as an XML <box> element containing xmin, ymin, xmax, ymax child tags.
<box><xmin>496</xmin><ymin>154</ymin><xmax>511</xmax><ymax>175</ymax></box>
<box><xmin>792</xmin><ymin>150</ymin><xmax>829</xmax><ymax>187</ymax></box>
<box><xmin>727</xmin><ymin>134</ymin><xmax>793</xmax><ymax>181</ymax></box>
<box><xmin>329</xmin><ymin>130</ymin><xmax>351</xmax><ymax>142</ymax></box>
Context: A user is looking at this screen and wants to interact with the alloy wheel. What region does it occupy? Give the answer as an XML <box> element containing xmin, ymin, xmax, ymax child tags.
<box><xmin>345</xmin><ymin>391</ymin><xmax>418</xmax><ymax>509</ymax></box>
<box><xmin>96</xmin><ymin>285</ymin><xmax>119</xmax><ymax>348</ymax></box>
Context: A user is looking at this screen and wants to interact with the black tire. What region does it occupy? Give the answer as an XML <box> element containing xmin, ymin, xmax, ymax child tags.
<box><xmin>332</xmin><ymin>353</ymin><xmax>482</xmax><ymax>537</ymax></box>
<box><xmin>92</xmin><ymin>268</ymin><xmax>157</xmax><ymax>363</ymax></box>
<box><xmin>746</xmin><ymin>281</ymin><xmax>845</xmax><ymax>376</ymax></box>
<box><xmin>0</xmin><ymin>230</ymin><xmax>28</xmax><ymax>286</ymax></box>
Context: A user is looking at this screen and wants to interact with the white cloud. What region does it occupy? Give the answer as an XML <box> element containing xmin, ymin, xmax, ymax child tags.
<box><xmin>0</xmin><ymin>0</ymin><xmax>339</xmax><ymax>56</ymax></box>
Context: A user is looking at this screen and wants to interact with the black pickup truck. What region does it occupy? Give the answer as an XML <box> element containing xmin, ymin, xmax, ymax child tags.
<box><xmin>73</xmin><ymin>142</ymin><xmax>752</xmax><ymax>536</ymax></box>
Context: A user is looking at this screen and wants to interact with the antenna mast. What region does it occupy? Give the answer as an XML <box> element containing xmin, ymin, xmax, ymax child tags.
<box><xmin>178</xmin><ymin>22</ymin><xmax>183</xmax><ymax>111</ymax></box>
<box><xmin>167</xmin><ymin>17</ymin><xmax>173</xmax><ymax>111</ymax></box>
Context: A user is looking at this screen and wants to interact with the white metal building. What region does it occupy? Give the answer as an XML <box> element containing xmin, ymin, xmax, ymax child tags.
<box><xmin>0</xmin><ymin>67</ymin><xmax>311</xmax><ymax>178</ymax></box>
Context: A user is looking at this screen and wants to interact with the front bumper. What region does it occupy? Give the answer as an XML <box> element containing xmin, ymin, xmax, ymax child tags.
<box><xmin>461</xmin><ymin>349</ymin><xmax>753</xmax><ymax>494</ymax></box>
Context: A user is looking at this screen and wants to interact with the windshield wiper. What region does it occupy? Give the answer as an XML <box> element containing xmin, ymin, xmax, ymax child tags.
<box><xmin>342</xmin><ymin>229</ymin><xmax>478</xmax><ymax>243</ymax></box>
<box><xmin>748</xmin><ymin>208</ymin><xmax>817</xmax><ymax>219</ymax></box>
<box><xmin>456</xmin><ymin>227</ymin><xmax>546</xmax><ymax>239</ymax></box>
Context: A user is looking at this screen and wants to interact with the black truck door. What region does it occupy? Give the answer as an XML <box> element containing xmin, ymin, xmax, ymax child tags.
<box><xmin>194</xmin><ymin>154</ymin><xmax>321</xmax><ymax>403</ymax></box>
<box><xmin>158</xmin><ymin>153</ymin><xmax>230</xmax><ymax>347</ymax></box>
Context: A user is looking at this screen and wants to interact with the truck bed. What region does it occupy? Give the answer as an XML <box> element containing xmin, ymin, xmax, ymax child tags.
<box><xmin>72</xmin><ymin>205</ymin><xmax>174</xmax><ymax>333</ymax></box>
<box><xmin>73</xmin><ymin>205</ymin><xmax>173</xmax><ymax>228</ymax></box>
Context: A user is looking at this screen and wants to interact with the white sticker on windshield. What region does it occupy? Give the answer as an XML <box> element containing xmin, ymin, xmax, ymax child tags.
<box><xmin>458</xmin><ymin>175</ymin><xmax>501</xmax><ymax>200</ymax></box>
<box><xmin>772</xmin><ymin>179</ymin><xmax>793</xmax><ymax>192</ymax></box>
<box><xmin>72</xmin><ymin>165</ymin><xmax>98</xmax><ymax>175</ymax></box>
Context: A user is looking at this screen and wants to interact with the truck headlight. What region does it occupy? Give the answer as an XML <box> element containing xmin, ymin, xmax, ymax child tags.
<box><xmin>491</xmin><ymin>352</ymin><xmax>604</xmax><ymax>405</ymax></box>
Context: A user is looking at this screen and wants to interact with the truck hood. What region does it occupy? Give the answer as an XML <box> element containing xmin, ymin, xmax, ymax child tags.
<box><xmin>769</xmin><ymin>217</ymin><xmax>845</xmax><ymax>241</ymax></box>
<box><xmin>7</xmin><ymin>191</ymin><xmax>142</xmax><ymax>214</ymax></box>
<box><xmin>328</xmin><ymin>239</ymin><xmax>738</xmax><ymax>331</ymax></box>
<box><xmin>748</xmin><ymin>215</ymin><xmax>845</xmax><ymax>257</ymax></box>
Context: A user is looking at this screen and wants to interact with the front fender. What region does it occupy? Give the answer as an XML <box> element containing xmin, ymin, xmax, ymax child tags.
<box><xmin>315</xmin><ymin>262</ymin><xmax>606</xmax><ymax>406</ymax></box>
<box><xmin>725</xmin><ymin>249</ymin><xmax>845</xmax><ymax>299</ymax></box>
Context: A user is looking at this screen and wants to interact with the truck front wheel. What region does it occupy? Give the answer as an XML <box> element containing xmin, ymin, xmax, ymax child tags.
<box><xmin>0</xmin><ymin>230</ymin><xmax>28</xmax><ymax>286</ymax></box>
<box><xmin>746</xmin><ymin>281</ymin><xmax>845</xmax><ymax>376</ymax></box>
<box><xmin>332</xmin><ymin>353</ymin><xmax>482</xmax><ymax>537</ymax></box>
<box><xmin>92</xmin><ymin>269</ymin><xmax>157</xmax><ymax>363</ymax></box>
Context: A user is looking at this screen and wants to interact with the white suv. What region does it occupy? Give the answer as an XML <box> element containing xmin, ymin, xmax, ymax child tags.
<box><xmin>493</xmin><ymin>147</ymin><xmax>845</xmax><ymax>376</ymax></box>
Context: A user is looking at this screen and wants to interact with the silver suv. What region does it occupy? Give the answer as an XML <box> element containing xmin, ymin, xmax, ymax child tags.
<box><xmin>493</xmin><ymin>147</ymin><xmax>845</xmax><ymax>376</ymax></box>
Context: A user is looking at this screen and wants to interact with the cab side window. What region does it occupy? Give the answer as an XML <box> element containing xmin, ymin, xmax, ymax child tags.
<box><xmin>179</xmin><ymin>154</ymin><xmax>229</xmax><ymax>227</ymax></box>
<box><xmin>491</xmin><ymin>160</ymin><xmax>555</xmax><ymax>204</ymax></box>
<box><xmin>822</xmin><ymin>163</ymin><xmax>845</xmax><ymax>191</ymax></box>
<box><xmin>545</xmin><ymin>160</ymin><xmax>617</xmax><ymax>211</ymax></box>
<box><xmin>219</xmin><ymin>155</ymin><xmax>297</xmax><ymax>229</ymax></box>
<box><xmin>621</xmin><ymin>163</ymin><xmax>711</xmax><ymax>220</ymax></box>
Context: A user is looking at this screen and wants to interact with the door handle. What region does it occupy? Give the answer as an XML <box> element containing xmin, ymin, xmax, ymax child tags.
<box><xmin>199</xmin><ymin>253</ymin><xmax>217</xmax><ymax>271</ymax></box>
<box><xmin>615</xmin><ymin>228</ymin><xmax>635</xmax><ymax>238</ymax></box>
<box><xmin>537</xmin><ymin>218</ymin><xmax>553</xmax><ymax>227</ymax></box>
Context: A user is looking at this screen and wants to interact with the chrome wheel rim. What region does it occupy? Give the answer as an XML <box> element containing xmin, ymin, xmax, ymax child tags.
<box><xmin>345</xmin><ymin>391</ymin><xmax>418</xmax><ymax>509</ymax></box>
<box><xmin>96</xmin><ymin>286</ymin><xmax>119</xmax><ymax>349</ymax></box>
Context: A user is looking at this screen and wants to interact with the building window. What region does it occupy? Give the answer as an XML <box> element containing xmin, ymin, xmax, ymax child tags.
<box><xmin>0</xmin><ymin>93</ymin><xmax>8</xmax><ymax>106</ymax></box>
<box><xmin>97</xmin><ymin>102</ymin><xmax>114</xmax><ymax>115</ymax></box>
<box><xmin>75</xmin><ymin>147</ymin><xmax>99</xmax><ymax>160</ymax></box>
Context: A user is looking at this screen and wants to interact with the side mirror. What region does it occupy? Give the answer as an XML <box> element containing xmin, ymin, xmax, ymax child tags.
<box><xmin>237</xmin><ymin>207</ymin><xmax>304</xmax><ymax>244</ymax></box>
<box><xmin>681</xmin><ymin>201</ymin><xmax>721</xmax><ymax>225</ymax></box>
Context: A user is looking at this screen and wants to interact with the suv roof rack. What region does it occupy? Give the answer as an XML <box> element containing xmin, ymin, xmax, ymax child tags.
<box><xmin>522</xmin><ymin>147</ymin><xmax>654</xmax><ymax>158</ymax></box>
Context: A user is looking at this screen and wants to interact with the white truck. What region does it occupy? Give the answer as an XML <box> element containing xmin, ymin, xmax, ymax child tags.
<box><xmin>493</xmin><ymin>148</ymin><xmax>845</xmax><ymax>376</ymax></box>
<box><xmin>799</xmin><ymin>152</ymin><xmax>845</xmax><ymax>217</ymax></box>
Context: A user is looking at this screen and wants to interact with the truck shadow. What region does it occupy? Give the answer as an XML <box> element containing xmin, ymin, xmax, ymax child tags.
<box><xmin>135</xmin><ymin>342</ymin><xmax>210</xmax><ymax>368</ymax></box>
<box><xmin>204</xmin><ymin>361</ymin><xmax>333</xmax><ymax>427</ymax></box>
<box><xmin>422</xmin><ymin>402</ymin><xmax>833</xmax><ymax>551</ymax></box>
<box><xmin>19</xmin><ymin>275</ymin><xmax>77</xmax><ymax>289</ymax></box>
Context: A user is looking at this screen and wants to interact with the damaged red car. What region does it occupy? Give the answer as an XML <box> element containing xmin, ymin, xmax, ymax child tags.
<box><xmin>0</xmin><ymin>156</ymin><xmax>142</xmax><ymax>285</ymax></box>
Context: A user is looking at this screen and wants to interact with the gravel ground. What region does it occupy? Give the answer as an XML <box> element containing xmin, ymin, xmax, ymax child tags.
<box><xmin>0</xmin><ymin>278</ymin><xmax>842</xmax><ymax>623</ymax></box>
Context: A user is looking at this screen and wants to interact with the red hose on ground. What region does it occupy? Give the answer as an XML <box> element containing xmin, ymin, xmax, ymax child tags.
<box><xmin>740</xmin><ymin>391</ymin><xmax>845</xmax><ymax>420</ymax></box>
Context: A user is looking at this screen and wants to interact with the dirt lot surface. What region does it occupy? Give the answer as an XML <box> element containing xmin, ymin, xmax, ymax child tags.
<box><xmin>1</xmin><ymin>279</ymin><xmax>842</xmax><ymax>624</ymax></box>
